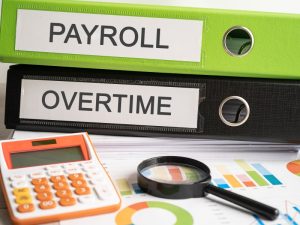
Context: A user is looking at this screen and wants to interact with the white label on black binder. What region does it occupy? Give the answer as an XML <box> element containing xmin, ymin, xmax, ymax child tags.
<box><xmin>15</xmin><ymin>10</ymin><xmax>203</xmax><ymax>62</ymax></box>
<box><xmin>20</xmin><ymin>80</ymin><xmax>200</xmax><ymax>128</ymax></box>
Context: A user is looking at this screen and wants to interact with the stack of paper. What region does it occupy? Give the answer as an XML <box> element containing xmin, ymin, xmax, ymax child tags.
<box><xmin>12</xmin><ymin>131</ymin><xmax>300</xmax><ymax>152</ymax></box>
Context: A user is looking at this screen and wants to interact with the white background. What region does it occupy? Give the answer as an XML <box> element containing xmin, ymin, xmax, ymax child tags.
<box><xmin>0</xmin><ymin>63</ymin><xmax>9</xmax><ymax>83</ymax></box>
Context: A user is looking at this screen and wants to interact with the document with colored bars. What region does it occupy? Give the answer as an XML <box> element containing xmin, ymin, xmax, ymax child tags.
<box><xmin>1</xmin><ymin>131</ymin><xmax>300</xmax><ymax>225</ymax></box>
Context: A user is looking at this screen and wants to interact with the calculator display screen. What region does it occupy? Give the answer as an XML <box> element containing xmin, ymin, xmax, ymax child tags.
<box><xmin>10</xmin><ymin>146</ymin><xmax>84</xmax><ymax>168</ymax></box>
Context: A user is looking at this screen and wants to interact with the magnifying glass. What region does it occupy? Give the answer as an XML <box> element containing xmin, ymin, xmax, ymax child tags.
<box><xmin>137</xmin><ymin>156</ymin><xmax>279</xmax><ymax>220</ymax></box>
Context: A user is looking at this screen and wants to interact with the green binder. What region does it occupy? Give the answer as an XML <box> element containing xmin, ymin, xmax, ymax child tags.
<box><xmin>0</xmin><ymin>0</ymin><xmax>300</xmax><ymax>79</ymax></box>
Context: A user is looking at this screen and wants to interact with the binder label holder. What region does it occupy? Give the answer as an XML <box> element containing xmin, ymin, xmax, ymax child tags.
<box><xmin>16</xmin><ymin>9</ymin><xmax>203</xmax><ymax>62</ymax></box>
<box><xmin>19</xmin><ymin>79</ymin><xmax>202</xmax><ymax>129</ymax></box>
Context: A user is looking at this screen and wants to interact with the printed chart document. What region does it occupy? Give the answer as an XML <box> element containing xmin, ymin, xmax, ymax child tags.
<box><xmin>2</xmin><ymin>130</ymin><xmax>300</xmax><ymax>225</ymax></box>
<box><xmin>64</xmin><ymin>153</ymin><xmax>300</xmax><ymax>225</ymax></box>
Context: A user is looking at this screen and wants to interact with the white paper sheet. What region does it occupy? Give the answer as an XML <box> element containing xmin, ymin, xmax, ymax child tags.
<box><xmin>62</xmin><ymin>150</ymin><xmax>300</xmax><ymax>225</ymax></box>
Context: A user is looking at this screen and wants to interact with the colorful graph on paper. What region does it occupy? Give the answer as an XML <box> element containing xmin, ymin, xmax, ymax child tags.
<box><xmin>115</xmin><ymin>179</ymin><xmax>144</xmax><ymax>196</ymax></box>
<box><xmin>115</xmin><ymin>201</ymin><xmax>193</xmax><ymax>225</ymax></box>
<box><xmin>212</xmin><ymin>160</ymin><xmax>282</xmax><ymax>189</ymax></box>
<box><xmin>141</xmin><ymin>165</ymin><xmax>201</xmax><ymax>184</ymax></box>
<box><xmin>286</xmin><ymin>160</ymin><xmax>300</xmax><ymax>177</ymax></box>
<box><xmin>114</xmin><ymin>160</ymin><xmax>283</xmax><ymax>196</ymax></box>
<box><xmin>114</xmin><ymin>166</ymin><xmax>201</xmax><ymax>196</ymax></box>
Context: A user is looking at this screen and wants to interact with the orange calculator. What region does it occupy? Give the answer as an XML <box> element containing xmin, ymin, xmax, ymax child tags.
<box><xmin>0</xmin><ymin>133</ymin><xmax>121</xmax><ymax>225</ymax></box>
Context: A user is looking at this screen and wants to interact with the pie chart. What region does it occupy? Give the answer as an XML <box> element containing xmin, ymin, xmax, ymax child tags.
<box><xmin>115</xmin><ymin>201</ymin><xmax>193</xmax><ymax>225</ymax></box>
<box><xmin>287</xmin><ymin>160</ymin><xmax>300</xmax><ymax>176</ymax></box>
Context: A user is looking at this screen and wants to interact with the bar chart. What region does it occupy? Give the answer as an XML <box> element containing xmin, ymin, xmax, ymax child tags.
<box><xmin>115</xmin><ymin>178</ymin><xmax>144</xmax><ymax>196</ymax></box>
<box><xmin>114</xmin><ymin>160</ymin><xmax>283</xmax><ymax>195</ymax></box>
<box><xmin>213</xmin><ymin>160</ymin><xmax>282</xmax><ymax>189</ymax></box>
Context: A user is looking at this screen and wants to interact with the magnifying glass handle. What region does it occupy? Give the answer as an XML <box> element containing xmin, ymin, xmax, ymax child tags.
<box><xmin>205</xmin><ymin>184</ymin><xmax>279</xmax><ymax>220</ymax></box>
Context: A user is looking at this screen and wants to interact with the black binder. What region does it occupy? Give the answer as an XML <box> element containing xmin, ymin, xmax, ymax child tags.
<box><xmin>5</xmin><ymin>65</ymin><xmax>300</xmax><ymax>142</ymax></box>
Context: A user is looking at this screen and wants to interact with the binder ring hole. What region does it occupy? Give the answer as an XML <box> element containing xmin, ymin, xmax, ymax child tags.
<box><xmin>223</xmin><ymin>26</ymin><xmax>254</xmax><ymax>56</ymax></box>
<box><xmin>219</xmin><ymin>96</ymin><xmax>250</xmax><ymax>127</ymax></box>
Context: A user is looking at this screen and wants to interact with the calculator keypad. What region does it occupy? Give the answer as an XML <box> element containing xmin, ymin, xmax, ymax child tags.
<box><xmin>8</xmin><ymin>162</ymin><xmax>115</xmax><ymax>214</ymax></box>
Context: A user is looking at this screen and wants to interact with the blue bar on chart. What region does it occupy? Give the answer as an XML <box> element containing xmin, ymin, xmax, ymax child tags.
<box><xmin>213</xmin><ymin>178</ymin><xmax>230</xmax><ymax>189</ymax></box>
<box><xmin>284</xmin><ymin>214</ymin><xmax>299</xmax><ymax>225</ymax></box>
<box><xmin>293</xmin><ymin>206</ymin><xmax>300</xmax><ymax>215</ymax></box>
<box><xmin>251</xmin><ymin>163</ymin><xmax>282</xmax><ymax>185</ymax></box>
<box><xmin>253</xmin><ymin>214</ymin><xmax>265</xmax><ymax>225</ymax></box>
<box><xmin>132</xmin><ymin>183</ymin><xmax>144</xmax><ymax>194</ymax></box>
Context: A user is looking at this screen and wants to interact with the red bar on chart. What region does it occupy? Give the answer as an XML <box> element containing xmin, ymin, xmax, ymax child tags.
<box><xmin>236</xmin><ymin>174</ymin><xmax>256</xmax><ymax>187</ymax></box>
<box><xmin>168</xmin><ymin>166</ymin><xmax>183</xmax><ymax>182</ymax></box>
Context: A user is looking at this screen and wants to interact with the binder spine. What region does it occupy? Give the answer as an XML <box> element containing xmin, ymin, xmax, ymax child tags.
<box><xmin>6</xmin><ymin>65</ymin><xmax>207</xmax><ymax>137</ymax></box>
<box><xmin>5</xmin><ymin>65</ymin><xmax>300</xmax><ymax>142</ymax></box>
<box><xmin>1</xmin><ymin>0</ymin><xmax>300</xmax><ymax>78</ymax></box>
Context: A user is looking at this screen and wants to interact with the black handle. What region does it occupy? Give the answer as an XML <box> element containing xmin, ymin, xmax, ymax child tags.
<box><xmin>205</xmin><ymin>184</ymin><xmax>279</xmax><ymax>220</ymax></box>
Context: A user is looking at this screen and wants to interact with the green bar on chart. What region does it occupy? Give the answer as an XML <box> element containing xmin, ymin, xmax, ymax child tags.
<box><xmin>181</xmin><ymin>166</ymin><xmax>200</xmax><ymax>182</ymax></box>
<box><xmin>115</xmin><ymin>179</ymin><xmax>133</xmax><ymax>196</ymax></box>
<box><xmin>235</xmin><ymin>160</ymin><xmax>268</xmax><ymax>186</ymax></box>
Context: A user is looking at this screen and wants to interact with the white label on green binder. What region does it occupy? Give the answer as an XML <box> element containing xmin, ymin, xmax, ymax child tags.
<box><xmin>20</xmin><ymin>80</ymin><xmax>200</xmax><ymax>128</ymax></box>
<box><xmin>15</xmin><ymin>10</ymin><xmax>203</xmax><ymax>62</ymax></box>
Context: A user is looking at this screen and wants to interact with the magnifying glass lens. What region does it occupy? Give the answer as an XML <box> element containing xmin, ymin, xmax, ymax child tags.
<box><xmin>141</xmin><ymin>164</ymin><xmax>208</xmax><ymax>185</ymax></box>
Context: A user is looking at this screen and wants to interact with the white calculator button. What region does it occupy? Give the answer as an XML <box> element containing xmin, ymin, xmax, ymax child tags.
<box><xmin>47</xmin><ymin>170</ymin><xmax>64</xmax><ymax>176</ymax></box>
<box><xmin>83</xmin><ymin>165</ymin><xmax>97</xmax><ymax>170</ymax></box>
<box><xmin>46</xmin><ymin>165</ymin><xmax>61</xmax><ymax>171</ymax></box>
<box><xmin>83</xmin><ymin>169</ymin><xmax>99</xmax><ymax>174</ymax></box>
<box><xmin>64</xmin><ymin>164</ymin><xmax>78</xmax><ymax>170</ymax></box>
<box><xmin>80</xmin><ymin>161</ymin><xmax>94</xmax><ymax>166</ymax></box>
<box><xmin>9</xmin><ymin>175</ymin><xmax>26</xmax><ymax>181</ymax></box>
<box><xmin>30</xmin><ymin>172</ymin><xmax>46</xmax><ymax>179</ymax></box>
<box><xmin>78</xmin><ymin>195</ymin><xmax>96</xmax><ymax>204</ymax></box>
<box><xmin>89</xmin><ymin>178</ymin><xmax>105</xmax><ymax>185</ymax></box>
<box><xmin>12</xmin><ymin>181</ymin><xmax>28</xmax><ymax>188</ymax></box>
<box><xmin>87</xmin><ymin>172</ymin><xmax>102</xmax><ymax>178</ymax></box>
<box><xmin>94</xmin><ymin>186</ymin><xmax>112</xmax><ymax>200</ymax></box>
<box><xmin>66</xmin><ymin>168</ymin><xmax>81</xmax><ymax>174</ymax></box>
<box><xmin>64</xmin><ymin>163</ymin><xmax>77</xmax><ymax>167</ymax></box>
